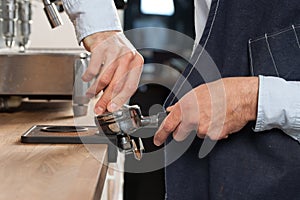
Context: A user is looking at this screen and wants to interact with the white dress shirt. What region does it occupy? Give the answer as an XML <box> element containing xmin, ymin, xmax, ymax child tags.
<box><xmin>62</xmin><ymin>0</ymin><xmax>122</xmax><ymax>42</ymax></box>
<box><xmin>62</xmin><ymin>0</ymin><xmax>300</xmax><ymax>142</ymax></box>
<box><xmin>255</xmin><ymin>76</ymin><xmax>300</xmax><ymax>141</ymax></box>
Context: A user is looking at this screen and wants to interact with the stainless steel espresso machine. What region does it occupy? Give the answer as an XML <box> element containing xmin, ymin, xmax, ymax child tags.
<box><xmin>0</xmin><ymin>0</ymin><xmax>89</xmax><ymax>116</ymax></box>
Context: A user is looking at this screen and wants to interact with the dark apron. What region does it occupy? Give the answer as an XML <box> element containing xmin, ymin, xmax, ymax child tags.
<box><xmin>164</xmin><ymin>0</ymin><xmax>300</xmax><ymax>199</ymax></box>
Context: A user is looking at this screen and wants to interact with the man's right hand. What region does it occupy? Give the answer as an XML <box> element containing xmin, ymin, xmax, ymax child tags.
<box><xmin>82</xmin><ymin>31</ymin><xmax>144</xmax><ymax>115</ymax></box>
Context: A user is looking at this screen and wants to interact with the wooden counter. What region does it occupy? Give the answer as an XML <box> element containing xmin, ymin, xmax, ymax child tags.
<box><xmin>0</xmin><ymin>101</ymin><xmax>108</xmax><ymax>200</ymax></box>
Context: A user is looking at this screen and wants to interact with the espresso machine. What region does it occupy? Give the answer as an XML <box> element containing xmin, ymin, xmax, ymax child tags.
<box><xmin>0</xmin><ymin>0</ymin><xmax>90</xmax><ymax>116</ymax></box>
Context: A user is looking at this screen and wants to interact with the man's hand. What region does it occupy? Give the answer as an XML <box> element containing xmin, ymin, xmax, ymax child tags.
<box><xmin>82</xmin><ymin>31</ymin><xmax>144</xmax><ymax>115</ymax></box>
<box><xmin>153</xmin><ymin>77</ymin><xmax>259</xmax><ymax>146</ymax></box>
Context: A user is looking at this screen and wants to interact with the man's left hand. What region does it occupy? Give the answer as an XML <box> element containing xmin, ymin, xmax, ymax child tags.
<box><xmin>154</xmin><ymin>77</ymin><xmax>259</xmax><ymax>146</ymax></box>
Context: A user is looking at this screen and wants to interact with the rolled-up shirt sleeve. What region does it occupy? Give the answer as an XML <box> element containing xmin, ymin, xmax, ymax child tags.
<box><xmin>254</xmin><ymin>75</ymin><xmax>300</xmax><ymax>141</ymax></box>
<box><xmin>62</xmin><ymin>0</ymin><xmax>122</xmax><ymax>43</ymax></box>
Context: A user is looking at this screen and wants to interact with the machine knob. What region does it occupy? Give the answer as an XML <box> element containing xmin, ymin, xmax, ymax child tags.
<box><xmin>43</xmin><ymin>0</ymin><xmax>63</xmax><ymax>28</ymax></box>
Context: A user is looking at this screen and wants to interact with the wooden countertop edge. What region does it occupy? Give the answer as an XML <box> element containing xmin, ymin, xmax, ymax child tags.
<box><xmin>93</xmin><ymin>154</ymin><xmax>108</xmax><ymax>200</ymax></box>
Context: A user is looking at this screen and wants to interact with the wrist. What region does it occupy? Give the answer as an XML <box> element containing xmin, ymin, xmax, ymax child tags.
<box><xmin>245</xmin><ymin>77</ymin><xmax>259</xmax><ymax>121</ymax></box>
<box><xmin>82</xmin><ymin>30</ymin><xmax>120</xmax><ymax>51</ymax></box>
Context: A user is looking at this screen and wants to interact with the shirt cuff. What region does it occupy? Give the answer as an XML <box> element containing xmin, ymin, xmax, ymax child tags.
<box><xmin>62</xmin><ymin>0</ymin><xmax>122</xmax><ymax>43</ymax></box>
<box><xmin>254</xmin><ymin>75</ymin><xmax>300</xmax><ymax>141</ymax></box>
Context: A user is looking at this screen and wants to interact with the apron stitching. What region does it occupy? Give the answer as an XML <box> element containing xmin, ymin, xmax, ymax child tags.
<box><xmin>248</xmin><ymin>39</ymin><xmax>255</xmax><ymax>76</ymax></box>
<box><xmin>265</xmin><ymin>33</ymin><xmax>280</xmax><ymax>77</ymax></box>
<box><xmin>250</xmin><ymin>25</ymin><xmax>300</xmax><ymax>43</ymax></box>
<box><xmin>168</xmin><ymin>0</ymin><xmax>221</xmax><ymax>105</ymax></box>
<box><xmin>292</xmin><ymin>25</ymin><xmax>300</xmax><ymax>48</ymax></box>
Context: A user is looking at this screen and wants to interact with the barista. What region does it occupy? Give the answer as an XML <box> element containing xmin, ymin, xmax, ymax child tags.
<box><xmin>62</xmin><ymin>0</ymin><xmax>300</xmax><ymax>199</ymax></box>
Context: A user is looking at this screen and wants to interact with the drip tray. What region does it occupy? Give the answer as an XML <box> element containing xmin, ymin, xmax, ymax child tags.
<box><xmin>21</xmin><ymin>125</ymin><xmax>118</xmax><ymax>162</ymax></box>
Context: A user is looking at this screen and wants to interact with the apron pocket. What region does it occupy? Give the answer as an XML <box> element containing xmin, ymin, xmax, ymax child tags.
<box><xmin>249</xmin><ymin>25</ymin><xmax>300</xmax><ymax>81</ymax></box>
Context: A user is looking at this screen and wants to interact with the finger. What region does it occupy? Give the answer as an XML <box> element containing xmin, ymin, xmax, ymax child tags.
<box><xmin>166</xmin><ymin>105</ymin><xmax>175</xmax><ymax>112</ymax></box>
<box><xmin>197</xmin><ymin>133</ymin><xmax>206</xmax><ymax>139</ymax></box>
<box><xmin>94</xmin><ymin>59</ymin><xmax>132</xmax><ymax>114</ymax></box>
<box><xmin>85</xmin><ymin>59</ymin><xmax>118</xmax><ymax>98</ymax></box>
<box><xmin>107</xmin><ymin>57</ymin><xmax>143</xmax><ymax>112</ymax></box>
<box><xmin>208</xmin><ymin>125</ymin><xmax>230</xmax><ymax>140</ymax></box>
<box><xmin>82</xmin><ymin>47</ymin><xmax>105</xmax><ymax>82</ymax></box>
<box><xmin>87</xmin><ymin>49</ymin><xmax>136</xmax><ymax>97</ymax></box>
<box><xmin>172</xmin><ymin>105</ymin><xmax>197</xmax><ymax>141</ymax></box>
<box><xmin>172</xmin><ymin>121</ymin><xmax>194</xmax><ymax>142</ymax></box>
<box><xmin>154</xmin><ymin>104</ymin><xmax>182</xmax><ymax>146</ymax></box>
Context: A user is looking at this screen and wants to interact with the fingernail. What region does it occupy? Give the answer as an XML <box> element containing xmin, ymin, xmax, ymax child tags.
<box><xmin>153</xmin><ymin>138</ymin><xmax>162</xmax><ymax>146</ymax></box>
<box><xmin>81</xmin><ymin>75</ymin><xmax>88</xmax><ymax>81</ymax></box>
<box><xmin>108</xmin><ymin>102</ymin><xmax>118</xmax><ymax>111</ymax></box>
<box><xmin>95</xmin><ymin>107</ymin><xmax>104</xmax><ymax>115</ymax></box>
<box><xmin>173</xmin><ymin>132</ymin><xmax>178</xmax><ymax>140</ymax></box>
<box><xmin>82</xmin><ymin>74</ymin><xmax>92</xmax><ymax>82</ymax></box>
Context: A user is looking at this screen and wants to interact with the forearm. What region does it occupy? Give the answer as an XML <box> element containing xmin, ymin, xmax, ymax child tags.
<box><xmin>62</xmin><ymin>0</ymin><xmax>122</xmax><ymax>43</ymax></box>
<box><xmin>254</xmin><ymin>76</ymin><xmax>300</xmax><ymax>141</ymax></box>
